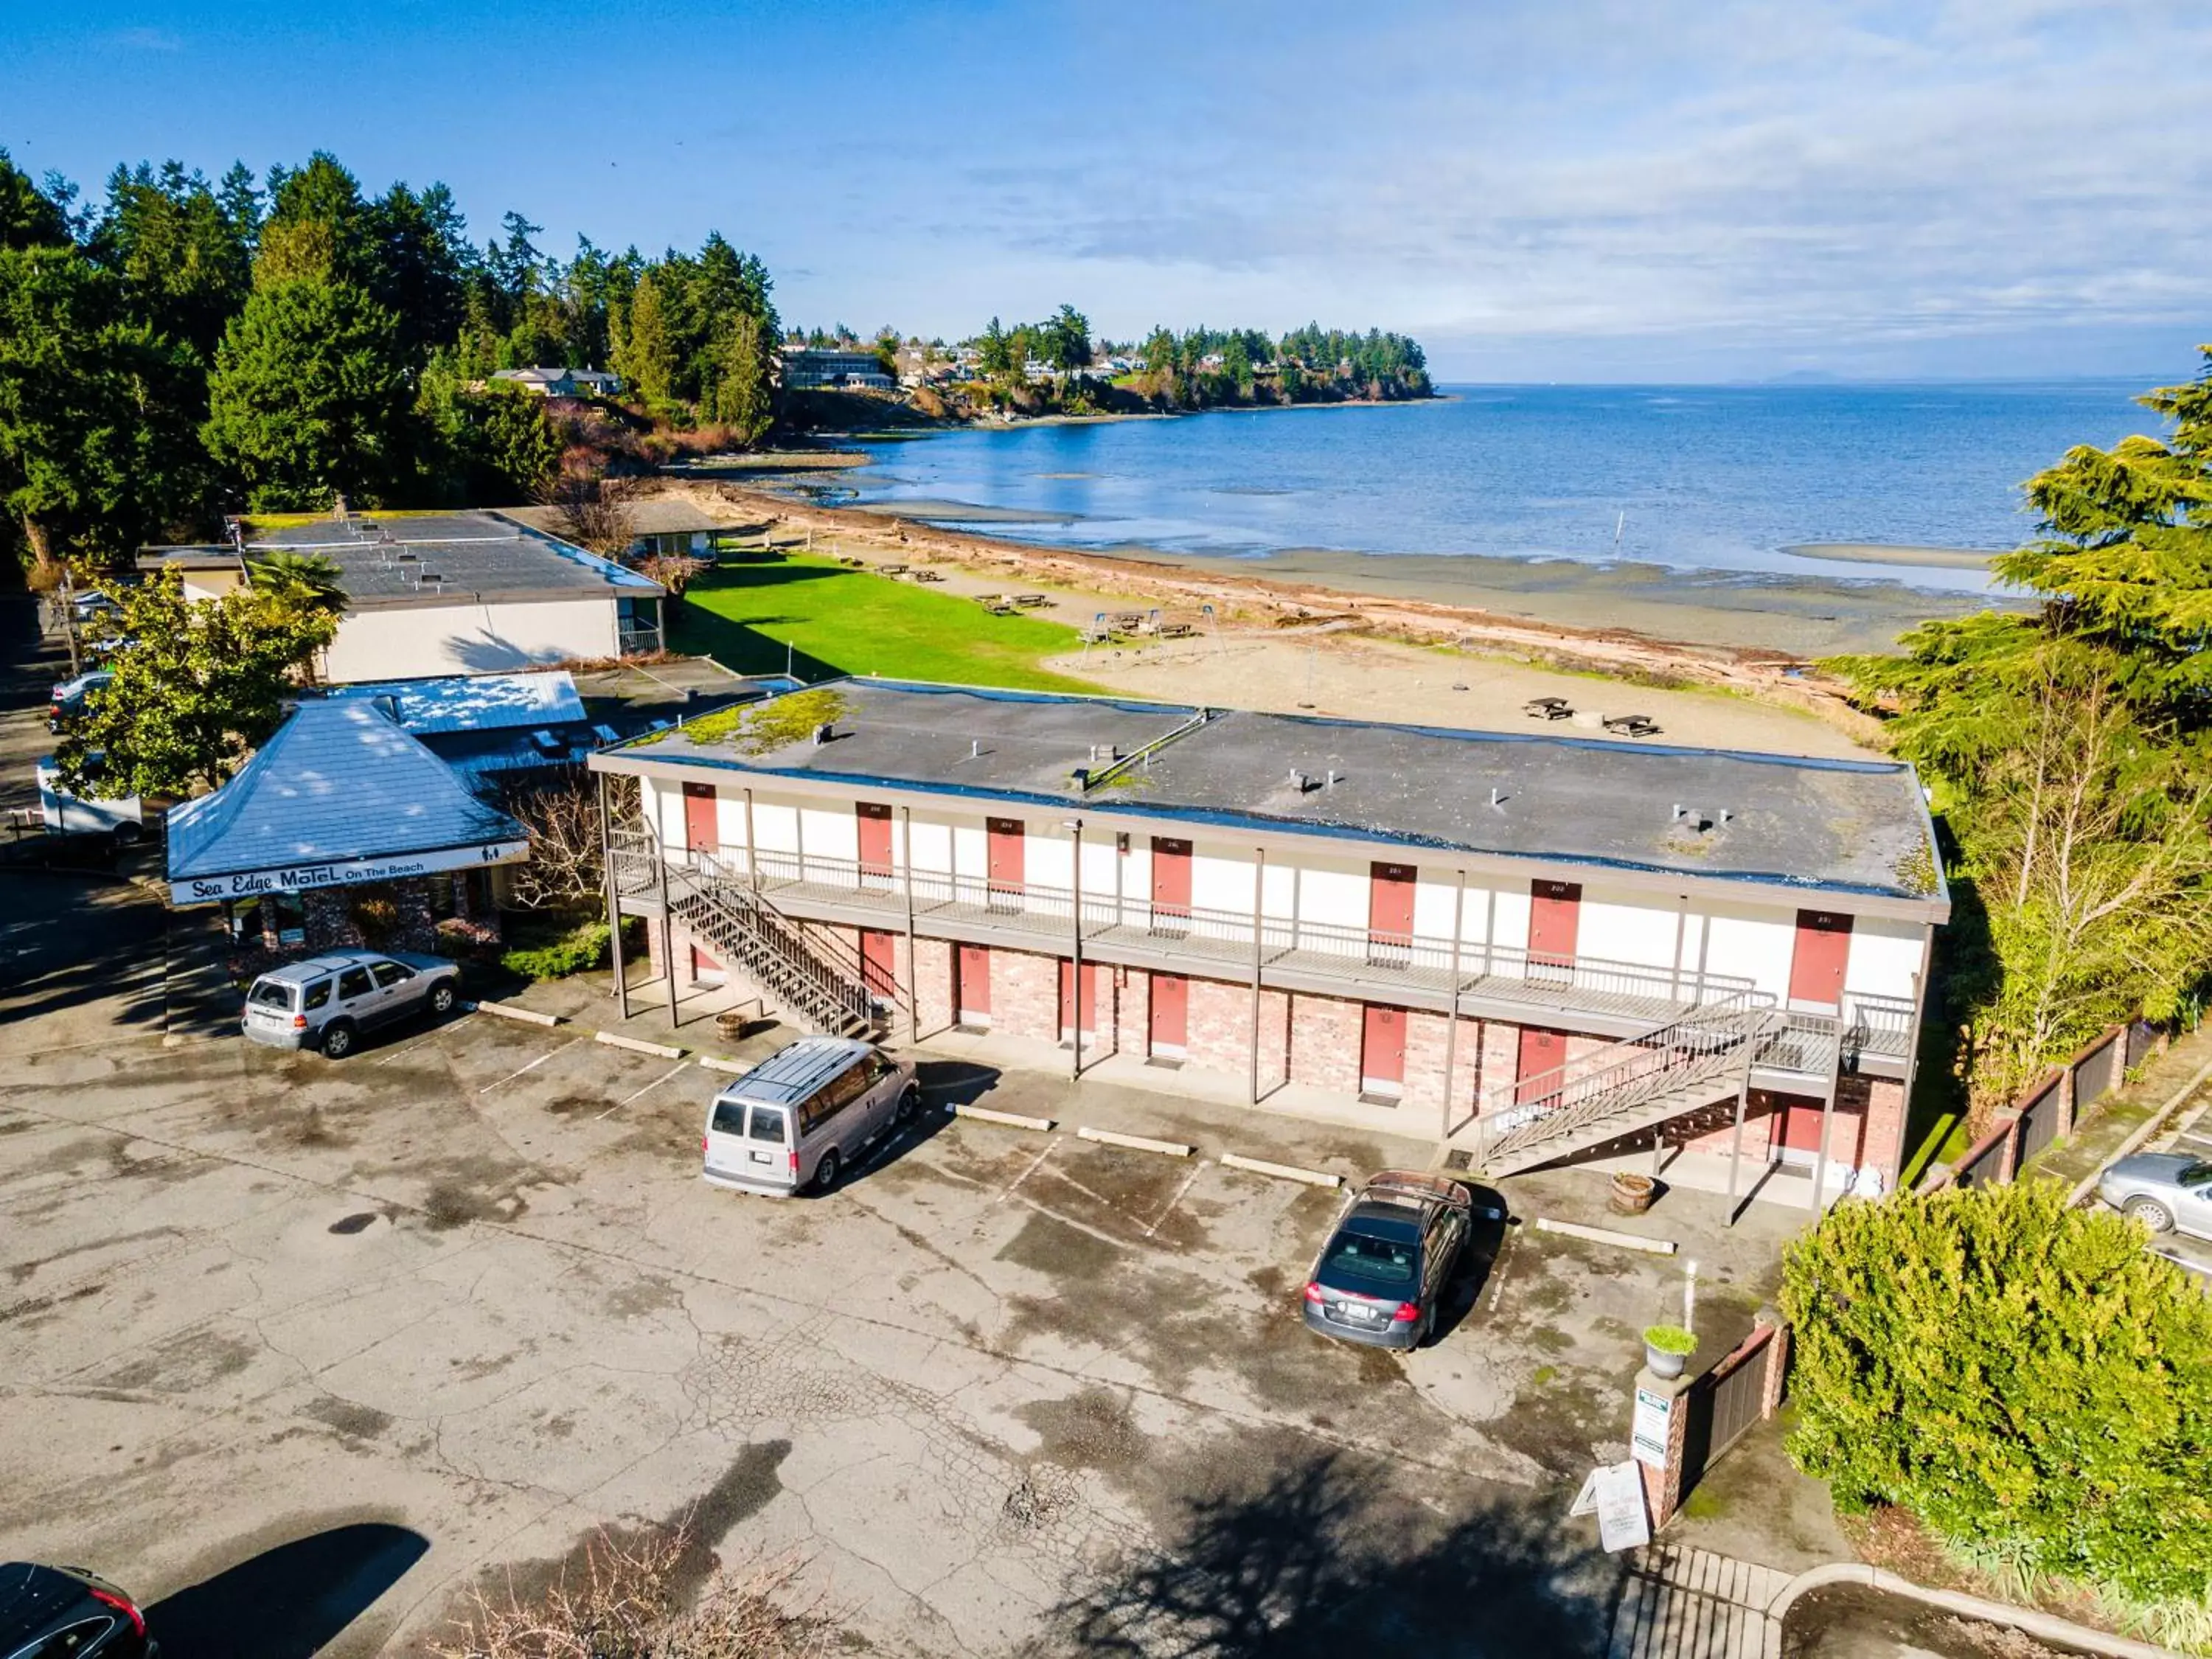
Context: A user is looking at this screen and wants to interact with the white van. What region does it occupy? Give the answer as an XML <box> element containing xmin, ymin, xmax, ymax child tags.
<box><xmin>703</xmin><ymin>1037</ymin><xmax>918</xmax><ymax>1197</ymax></box>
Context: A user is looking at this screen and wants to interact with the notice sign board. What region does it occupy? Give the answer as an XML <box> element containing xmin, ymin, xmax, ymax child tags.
<box><xmin>1631</xmin><ymin>1385</ymin><xmax>1674</xmax><ymax>1470</ymax></box>
<box><xmin>1571</xmin><ymin>1461</ymin><xmax>1652</xmax><ymax>1553</ymax></box>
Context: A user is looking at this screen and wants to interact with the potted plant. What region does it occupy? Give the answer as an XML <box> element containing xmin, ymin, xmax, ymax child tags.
<box><xmin>1643</xmin><ymin>1324</ymin><xmax>1697</xmax><ymax>1380</ymax></box>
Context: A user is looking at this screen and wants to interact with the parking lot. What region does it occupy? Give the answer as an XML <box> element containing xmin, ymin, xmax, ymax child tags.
<box><xmin>0</xmin><ymin>860</ymin><xmax>1814</xmax><ymax>1656</ymax></box>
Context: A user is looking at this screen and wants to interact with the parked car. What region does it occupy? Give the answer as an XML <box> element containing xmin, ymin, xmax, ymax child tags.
<box><xmin>46</xmin><ymin>669</ymin><xmax>113</xmax><ymax>734</ymax></box>
<box><xmin>2098</xmin><ymin>1152</ymin><xmax>2212</xmax><ymax>1241</ymax></box>
<box><xmin>34</xmin><ymin>757</ymin><xmax>146</xmax><ymax>846</ymax></box>
<box><xmin>241</xmin><ymin>950</ymin><xmax>463</xmax><ymax>1059</ymax></box>
<box><xmin>1301</xmin><ymin>1170</ymin><xmax>1500</xmax><ymax>1350</ymax></box>
<box><xmin>0</xmin><ymin>1561</ymin><xmax>156</xmax><ymax>1656</ymax></box>
<box><xmin>702</xmin><ymin>1036</ymin><xmax>919</xmax><ymax>1197</ymax></box>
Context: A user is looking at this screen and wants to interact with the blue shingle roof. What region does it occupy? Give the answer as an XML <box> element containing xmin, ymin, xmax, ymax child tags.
<box><xmin>167</xmin><ymin>700</ymin><xmax>528</xmax><ymax>880</ymax></box>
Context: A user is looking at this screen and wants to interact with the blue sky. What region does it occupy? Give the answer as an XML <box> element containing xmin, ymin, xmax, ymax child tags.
<box><xmin>6</xmin><ymin>0</ymin><xmax>2208</xmax><ymax>381</ymax></box>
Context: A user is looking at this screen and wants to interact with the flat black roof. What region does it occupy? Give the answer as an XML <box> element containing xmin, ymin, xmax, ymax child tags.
<box><xmin>600</xmin><ymin>680</ymin><xmax>1947</xmax><ymax>908</ymax></box>
<box><xmin>142</xmin><ymin>511</ymin><xmax>664</xmax><ymax>610</ymax></box>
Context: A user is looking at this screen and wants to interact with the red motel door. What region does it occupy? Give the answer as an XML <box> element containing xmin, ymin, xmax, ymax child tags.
<box><xmin>1150</xmin><ymin>973</ymin><xmax>1189</xmax><ymax>1051</ymax></box>
<box><xmin>859</xmin><ymin>928</ymin><xmax>897</xmax><ymax>997</ymax></box>
<box><xmin>681</xmin><ymin>782</ymin><xmax>717</xmax><ymax>854</ymax></box>
<box><xmin>857</xmin><ymin>801</ymin><xmax>894</xmax><ymax>881</ymax></box>
<box><xmin>1362</xmin><ymin>1004</ymin><xmax>1407</xmax><ymax>1089</ymax></box>
<box><xmin>956</xmin><ymin>943</ymin><xmax>991</xmax><ymax>1021</ymax></box>
<box><xmin>1151</xmin><ymin>837</ymin><xmax>1192</xmax><ymax>923</ymax></box>
<box><xmin>987</xmin><ymin>817</ymin><xmax>1025</xmax><ymax>904</ymax></box>
<box><xmin>1059</xmin><ymin>959</ymin><xmax>1099</xmax><ymax>1035</ymax></box>
<box><xmin>1789</xmin><ymin>910</ymin><xmax>1853</xmax><ymax>1009</ymax></box>
<box><xmin>1528</xmin><ymin>880</ymin><xmax>1582</xmax><ymax>976</ymax></box>
<box><xmin>1516</xmin><ymin>1026</ymin><xmax>1568</xmax><ymax>1105</ymax></box>
<box><xmin>1368</xmin><ymin>861</ymin><xmax>1416</xmax><ymax>963</ymax></box>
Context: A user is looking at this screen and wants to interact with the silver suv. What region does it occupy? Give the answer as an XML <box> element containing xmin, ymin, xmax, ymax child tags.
<box><xmin>242</xmin><ymin>950</ymin><xmax>462</xmax><ymax>1058</ymax></box>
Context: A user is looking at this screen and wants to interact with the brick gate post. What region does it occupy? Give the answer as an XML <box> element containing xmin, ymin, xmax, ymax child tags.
<box><xmin>1631</xmin><ymin>1368</ymin><xmax>1695</xmax><ymax>1529</ymax></box>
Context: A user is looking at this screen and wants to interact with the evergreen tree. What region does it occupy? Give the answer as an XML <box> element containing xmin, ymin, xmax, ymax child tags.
<box><xmin>615</xmin><ymin>270</ymin><xmax>677</xmax><ymax>409</ymax></box>
<box><xmin>0</xmin><ymin>246</ymin><xmax>206</xmax><ymax>574</ymax></box>
<box><xmin>202</xmin><ymin>278</ymin><xmax>411</xmax><ymax>509</ymax></box>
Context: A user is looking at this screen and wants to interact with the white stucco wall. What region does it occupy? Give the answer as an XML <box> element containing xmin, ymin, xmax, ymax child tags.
<box><xmin>1846</xmin><ymin>915</ymin><xmax>1924</xmax><ymax>1001</ymax></box>
<box><xmin>321</xmin><ymin>597</ymin><xmax>619</xmax><ymax>684</ymax></box>
<box><xmin>1578</xmin><ymin>888</ymin><xmax>1682</xmax><ymax>970</ymax></box>
<box><xmin>1701</xmin><ymin>904</ymin><xmax>1798</xmax><ymax>998</ymax></box>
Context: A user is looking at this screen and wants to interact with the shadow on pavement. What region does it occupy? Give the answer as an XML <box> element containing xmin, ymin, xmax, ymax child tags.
<box><xmin>1051</xmin><ymin>1444</ymin><xmax>1616</xmax><ymax>1656</ymax></box>
<box><xmin>145</xmin><ymin>1522</ymin><xmax>428</xmax><ymax>1659</ymax></box>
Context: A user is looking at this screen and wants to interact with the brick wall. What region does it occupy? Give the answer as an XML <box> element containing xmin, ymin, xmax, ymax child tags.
<box><xmin>1124</xmin><ymin>967</ymin><xmax>1156</xmax><ymax>1054</ymax></box>
<box><xmin>990</xmin><ymin>945</ymin><xmax>1060</xmax><ymax>1044</ymax></box>
<box><xmin>1186</xmin><ymin>974</ymin><xmax>1257</xmax><ymax>1077</ymax></box>
<box><xmin>1402</xmin><ymin>1011</ymin><xmax>1484</xmax><ymax>1123</ymax></box>
<box><xmin>1287</xmin><ymin>992</ymin><xmax>1364</xmax><ymax>1097</ymax></box>
<box><xmin>913</xmin><ymin>936</ymin><xmax>954</xmax><ymax>1035</ymax></box>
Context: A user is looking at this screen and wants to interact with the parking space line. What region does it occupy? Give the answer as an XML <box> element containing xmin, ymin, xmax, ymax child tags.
<box><xmin>474</xmin><ymin>1037</ymin><xmax>582</xmax><ymax>1095</ymax></box>
<box><xmin>598</xmin><ymin>1060</ymin><xmax>692</xmax><ymax>1118</ymax></box>
<box><xmin>372</xmin><ymin>1014</ymin><xmax>474</xmax><ymax>1064</ymax></box>
<box><xmin>1144</xmin><ymin>1160</ymin><xmax>1208</xmax><ymax>1238</ymax></box>
<box><xmin>996</xmin><ymin>1137</ymin><xmax>1061</xmax><ymax>1203</ymax></box>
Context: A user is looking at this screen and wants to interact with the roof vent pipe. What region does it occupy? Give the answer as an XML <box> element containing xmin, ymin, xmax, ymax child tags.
<box><xmin>1326</xmin><ymin>771</ymin><xmax>1340</xmax><ymax>789</ymax></box>
<box><xmin>1290</xmin><ymin>768</ymin><xmax>1309</xmax><ymax>793</ymax></box>
<box><xmin>813</xmin><ymin>722</ymin><xmax>834</xmax><ymax>745</ymax></box>
<box><xmin>1718</xmin><ymin>808</ymin><xmax>1732</xmax><ymax>827</ymax></box>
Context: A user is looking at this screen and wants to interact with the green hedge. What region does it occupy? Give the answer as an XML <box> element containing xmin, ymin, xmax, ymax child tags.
<box><xmin>501</xmin><ymin>919</ymin><xmax>610</xmax><ymax>979</ymax></box>
<box><xmin>1781</xmin><ymin>1180</ymin><xmax>2212</xmax><ymax>1611</ymax></box>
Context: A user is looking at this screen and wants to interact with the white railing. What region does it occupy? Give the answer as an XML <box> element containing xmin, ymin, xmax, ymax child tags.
<box><xmin>650</xmin><ymin>840</ymin><xmax>1757</xmax><ymax>1015</ymax></box>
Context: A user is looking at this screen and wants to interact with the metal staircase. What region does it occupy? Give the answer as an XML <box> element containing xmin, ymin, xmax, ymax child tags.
<box><xmin>666</xmin><ymin>852</ymin><xmax>885</xmax><ymax>1040</ymax></box>
<box><xmin>1459</xmin><ymin>990</ymin><xmax>1780</xmax><ymax>1178</ymax></box>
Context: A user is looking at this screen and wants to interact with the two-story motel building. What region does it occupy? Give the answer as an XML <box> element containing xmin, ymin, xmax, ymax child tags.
<box><xmin>591</xmin><ymin>681</ymin><xmax>1947</xmax><ymax>1203</ymax></box>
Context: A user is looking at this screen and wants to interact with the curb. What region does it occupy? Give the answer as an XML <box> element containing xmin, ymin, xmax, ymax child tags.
<box><xmin>948</xmin><ymin>1104</ymin><xmax>1057</xmax><ymax>1132</ymax></box>
<box><xmin>1077</xmin><ymin>1126</ymin><xmax>1194</xmax><ymax>1158</ymax></box>
<box><xmin>1767</xmin><ymin>1562</ymin><xmax>2174</xmax><ymax>1659</ymax></box>
<box><xmin>1534</xmin><ymin>1217</ymin><xmax>1676</xmax><ymax>1255</ymax></box>
<box><xmin>595</xmin><ymin>1030</ymin><xmax>686</xmax><ymax>1060</ymax></box>
<box><xmin>467</xmin><ymin>999</ymin><xmax>563</xmax><ymax>1029</ymax></box>
<box><xmin>695</xmin><ymin>1055</ymin><xmax>750</xmax><ymax>1075</ymax></box>
<box><xmin>1220</xmin><ymin>1152</ymin><xmax>1341</xmax><ymax>1189</ymax></box>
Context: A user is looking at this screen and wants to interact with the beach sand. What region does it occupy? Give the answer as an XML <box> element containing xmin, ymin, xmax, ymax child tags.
<box><xmin>653</xmin><ymin>476</ymin><xmax>2001</xmax><ymax>755</ymax></box>
<box><xmin>1782</xmin><ymin>541</ymin><xmax>2000</xmax><ymax>570</ymax></box>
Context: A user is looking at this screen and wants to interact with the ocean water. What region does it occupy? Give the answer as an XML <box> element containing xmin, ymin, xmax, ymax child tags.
<box><xmin>832</xmin><ymin>381</ymin><xmax>2158</xmax><ymax>594</ymax></box>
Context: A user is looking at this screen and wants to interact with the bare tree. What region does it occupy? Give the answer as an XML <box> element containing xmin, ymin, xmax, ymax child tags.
<box><xmin>433</xmin><ymin>1523</ymin><xmax>829</xmax><ymax>1658</ymax></box>
<box><xmin>546</xmin><ymin>470</ymin><xmax>639</xmax><ymax>558</ymax></box>
<box><xmin>506</xmin><ymin>779</ymin><xmax>608</xmax><ymax>911</ymax></box>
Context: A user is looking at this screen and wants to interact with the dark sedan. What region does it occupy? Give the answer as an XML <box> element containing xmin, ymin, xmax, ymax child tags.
<box><xmin>0</xmin><ymin>1562</ymin><xmax>155</xmax><ymax>1656</ymax></box>
<box><xmin>1301</xmin><ymin>1170</ymin><xmax>1500</xmax><ymax>1350</ymax></box>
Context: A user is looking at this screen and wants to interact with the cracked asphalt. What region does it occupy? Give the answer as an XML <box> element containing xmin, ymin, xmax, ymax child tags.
<box><xmin>0</xmin><ymin>869</ymin><xmax>1800</xmax><ymax>1655</ymax></box>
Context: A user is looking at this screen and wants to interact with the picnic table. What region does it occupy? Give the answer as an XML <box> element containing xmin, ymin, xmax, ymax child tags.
<box><xmin>1157</xmin><ymin>622</ymin><xmax>1195</xmax><ymax>639</ymax></box>
<box><xmin>908</xmin><ymin>568</ymin><xmax>944</xmax><ymax>582</ymax></box>
<box><xmin>880</xmin><ymin>562</ymin><xmax>908</xmax><ymax>575</ymax></box>
<box><xmin>980</xmin><ymin>597</ymin><xmax>1015</xmax><ymax>615</ymax></box>
<box><xmin>1012</xmin><ymin>593</ymin><xmax>1050</xmax><ymax>608</ymax></box>
<box><xmin>1110</xmin><ymin>613</ymin><xmax>1145</xmax><ymax>630</ymax></box>
<box><xmin>1603</xmin><ymin>714</ymin><xmax>1660</xmax><ymax>738</ymax></box>
<box><xmin>1524</xmin><ymin>697</ymin><xmax>1573</xmax><ymax>720</ymax></box>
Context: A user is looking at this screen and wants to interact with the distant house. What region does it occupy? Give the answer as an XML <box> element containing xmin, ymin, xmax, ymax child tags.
<box><xmin>504</xmin><ymin>499</ymin><xmax>728</xmax><ymax>563</ymax></box>
<box><xmin>779</xmin><ymin>347</ymin><xmax>894</xmax><ymax>392</ymax></box>
<box><xmin>491</xmin><ymin>366</ymin><xmax>625</xmax><ymax>398</ymax></box>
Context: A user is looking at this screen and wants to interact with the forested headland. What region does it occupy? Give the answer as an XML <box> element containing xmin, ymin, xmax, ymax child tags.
<box><xmin>0</xmin><ymin>147</ymin><xmax>1436</xmax><ymax>581</ymax></box>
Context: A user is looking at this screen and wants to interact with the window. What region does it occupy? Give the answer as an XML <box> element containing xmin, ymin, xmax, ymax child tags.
<box><xmin>271</xmin><ymin>891</ymin><xmax>307</xmax><ymax>947</ymax></box>
<box><xmin>16</xmin><ymin>1618</ymin><xmax>116</xmax><ymax>1656</ymax></box>
<box><xmin>302</xmin><ymin>978</ymin><xmax>334</xmax><ymax>1010</ymax></box>
<box><xmin>1320</xmin><ymin>1230</ymin><xmax>1417</xmax><ymax>1285</ymax></box>
<box><xmin>801</xmin><ymin>1066</ymin><xmax>868</xmax><ymax>1134</ymax></box>
<box><xmin>370</xmin><ymin>961</ymin><xmax>413</xmax><ymax>988</ymax></box>
<box><xmin>337</xmin><ymin>967</ymin><xmax>374</xmax><ymax>1000</ymax></box>
<box><xmin>248</xmin><ymin>978</ymin><xmax>295</xmax><ymax>1011</ymax></box>
<box><xmin>746</xmin><ymin>1105</ymin><xmax>790</xmax><ymax>1144</ymax></box>
<box><xmin>710</xmin><ymin>1099</ymin><xmax>748</xmax><ymax>1136</ymax></box>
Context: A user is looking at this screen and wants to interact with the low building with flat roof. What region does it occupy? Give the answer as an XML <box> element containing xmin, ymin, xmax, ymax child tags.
<box><xmin>590</xmin><ymin>680</ymin><xmax>1947</xmax><ymax>1206</ymax></box>
<box><xmin>142</xmin><ymin>509</ymin><xmax>667</xmax><ymax>684</ymax></box>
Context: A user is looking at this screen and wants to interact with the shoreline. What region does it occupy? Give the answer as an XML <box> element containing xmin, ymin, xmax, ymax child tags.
<box><xmin>658</xmin><ymin>475</ymin><xmax>1996</xmax><ymax>744</ymax></box>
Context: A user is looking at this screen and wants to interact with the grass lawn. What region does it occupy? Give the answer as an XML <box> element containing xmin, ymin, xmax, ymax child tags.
<box><xmin>667</xmin><ymin>553</ymin><xmax>1102</xmax><ymax>693</ymax></box>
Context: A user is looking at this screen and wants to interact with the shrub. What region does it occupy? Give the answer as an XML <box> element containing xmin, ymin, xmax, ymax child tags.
<box><xmin>1643</xmin><ymin>1325</ymin><xmax>1698</xmax><ymax>1356</ymax></box>
<box><xmin>501</xmin><ymin>919</ymin><xmax>609</xmax><ymax>979</ymax></box>
<box><xmin>1781</xmin><ymin>1180</ymin><xmax>2212</xmax><ymax>1605</ymax></box>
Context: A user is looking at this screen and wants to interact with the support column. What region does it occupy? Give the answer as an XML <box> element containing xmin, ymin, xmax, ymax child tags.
<box><xmin>1069</xmin><ymin>818</ymin><xmax>1084</xmax><ymax>1081</ymax></box>
<box><xmin>1725</xmin><ymin>1061</ymin><xmax>1753</xmax><ymax>1224</ymax></box>
<box><xmin>1810</xmin><ymin>1022</ymin><xmax>1845</xmax><ymax>1211</ymax></box>
<box><xmin>743</xmin><ymin>789</ymin><xmax>759</xmax><ymax>891</ymax></box>
<box><xmin>1892</xmin><ymin>925</ymin><xmax>1936</xmax><ymax>1192</ymax></box>
<box><xmin>1248</xmin><ymin>847</ymin><xmax>1267</xmax><ymax>1105</ymax></box>
<box><xmin>655</xmin><ymin>835</ymin><xmax>678</xmax><ymax>1029</ymax></box>
<box><xmin>1441</xmin><ymin>871</ymin><xmax>1466</xmax><ymax>1139</ymax></box>
<box><xmin>901</xmin><ymin>805</ymin><xmax>919</xmax><ymax>1045</ymax></box>
<box><xmin>599</xmin><ymin>771</ymin><xmax>629</xmax><ymax>1021</ymax></box>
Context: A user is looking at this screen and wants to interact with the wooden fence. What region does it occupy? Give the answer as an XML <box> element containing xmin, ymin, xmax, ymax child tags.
<box><xmin>1935</xmin><ymin>1020</ymin><xmax>2149</xmax><ymax>1192</ymax></box>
